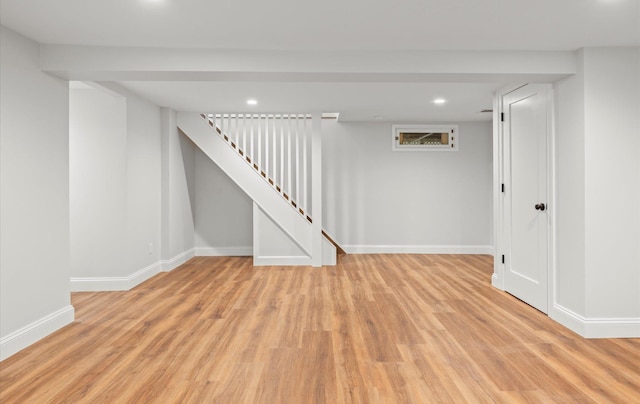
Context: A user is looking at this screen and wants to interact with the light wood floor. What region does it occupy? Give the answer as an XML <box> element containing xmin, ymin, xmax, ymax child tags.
<box><xmin>1</xmin><ymin>255</ymin><xmax>639</xmax><ymax>403</ymax></box>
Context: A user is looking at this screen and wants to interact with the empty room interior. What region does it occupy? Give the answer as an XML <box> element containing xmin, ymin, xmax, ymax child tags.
<box><xmin>1</xmin><ymin>0</ymin><xmax>639</xmax><ymax>402</ymax></box>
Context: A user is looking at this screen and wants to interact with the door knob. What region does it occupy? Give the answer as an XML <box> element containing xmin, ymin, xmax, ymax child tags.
<box><xmin>535</xmin><ymin>203</ymin><xmax>546</xmax><ymax>211</ymax></box>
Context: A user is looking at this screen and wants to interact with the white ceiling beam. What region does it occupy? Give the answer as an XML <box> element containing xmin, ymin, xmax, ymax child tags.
<box><xmin>40</xmin><ymin>46</ymin><xmax>576</xmax><ymax>82</ymax></box>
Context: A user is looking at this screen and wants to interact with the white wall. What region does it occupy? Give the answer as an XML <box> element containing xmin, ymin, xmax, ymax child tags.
<box><xmin>322</xmin><ymin>120</ymin><xmax>493</xmax><ymax>253</ymax></box>
<box><xmin>123</xmin><ymin>85</ymin><xmax>163</xmax><ymax>276</ymax></box>
<box><xmin>554</xmin><ymin>50</ymin><xmax>587</xmax><ymax>316</ymax></box>
<box><xmin>160</xmin><ymin>108</ymin><xmax>196</xmax><ymax>266</ymax></box>
<box><xmin>0</xmin><ymin>26</ymin><xmax>74</xmax><ymax>360</ymax></box>
<box><xmin>553</xmin><ymin>47</ymin><xmax>640</xmax><ymax>337</ymax></box>
<box><xmin>194</xmin><ymin>148</ymin><xmax>252</xmax><ymax>255</ymax></box>
<box><xmin>69</xmin><ymin>83</ymin><xmax>162</xmax><ymax>290</ymax></box>
<box><xmin>70</xmin><ymin>87</ymin><xmax>128</xmax><ymax>278</ymax></box>
<box><xmin>582</xmin><ymin>48</ymin><xmax>640</xmax><ymax>320</ymax></box>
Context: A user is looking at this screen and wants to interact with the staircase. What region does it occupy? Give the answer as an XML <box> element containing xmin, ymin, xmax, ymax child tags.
<box><xmin>177</xmin><ymin>112</ymin><xmax>339</xmax><ymax>266</ymax></box>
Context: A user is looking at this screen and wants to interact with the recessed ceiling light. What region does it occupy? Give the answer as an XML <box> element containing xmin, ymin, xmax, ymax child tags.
<box><xmin>374</xmin><ymin>116</ymin><xmax>384</xmax><ymax>120</ymax></box>
<box><xmin>433</xmin><ymin>98</ymin><xmax>446</xmax><ymax>105</ymax></box>
<box><xmin>246</xmin><ymin>99</ymin><xmax>258</xmax><ymax>105</ymax></box>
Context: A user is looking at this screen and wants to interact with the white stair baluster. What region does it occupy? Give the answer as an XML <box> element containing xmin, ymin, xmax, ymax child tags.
<box><xmin>295</xmin><ymin>114</ymin><xmax>300</xmax><ymax>210</ymax></box>
<box><xmin>243</xmin><ymin>114</ymin><xmax>247</xmax><ymax>158</ymax></box>
<box><xmin>222</xmin><ymin>113</ymin><xmax>227</xmax><ymax>142</ymax></box>
<box><xmin>258</xmin><ymin>115</ymin><xmax>262</xmax><ymax>173</ymax></box>
<box><xmin>265</xmin><ymin>116</ymin><xmax>268</xmax><ymax>174</ymax></box>
<box><xmin>303</xmin><ymin>114</ymin><xmax>308</xmax><ymax>217</ymax></box>
<box><xmin>280</xmin><ymin>115</ymin><xmax>284</xmax><ymax>195</ymax></box>
<box><xmin>234</xmin><ymin>114</ymin><xmax>239</xmax><ymax>148</ymax></box>
<box><xmin>250</xmin><ymin>114</ymin><xmax>254</xmax><ymax>166</ymax></box>
<box><xmin>287</xmin><ymin>115</ymin><xmax>292</xmax><ymax>201</ymax></box>
<box><xmin>273</xmin><ymin>116</ymin><xmax>277</xmax><ymax>189</ymax></box>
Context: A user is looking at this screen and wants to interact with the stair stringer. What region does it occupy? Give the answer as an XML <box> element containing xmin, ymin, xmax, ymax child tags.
<box><xmin>177</xmin><ymin>112</ymin><xmax>312</xmax><ymax>256</ymax></box>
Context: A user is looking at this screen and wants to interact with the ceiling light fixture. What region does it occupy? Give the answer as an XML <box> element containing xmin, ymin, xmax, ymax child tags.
<box><xmin>433</xmin><ymin>98</ymin><xmax>446</xmax><ymax>105</ymax></box>
<box><xmin>246</xmin><ymin>99</ymin><xmax>258</xmax><ymax>105</ymax></box>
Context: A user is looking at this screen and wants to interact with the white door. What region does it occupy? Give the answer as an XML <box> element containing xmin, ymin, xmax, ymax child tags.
<box><xmin>503</xmin><ymin>84</ymin><xmax>550</xmax><ymax>313</ymax></box>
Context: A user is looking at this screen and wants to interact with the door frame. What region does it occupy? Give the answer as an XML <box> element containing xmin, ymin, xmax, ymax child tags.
<box><xmin>492</xmin><ymin>83</ymin><xmax>557</xmax><ymax>314</ymax></box>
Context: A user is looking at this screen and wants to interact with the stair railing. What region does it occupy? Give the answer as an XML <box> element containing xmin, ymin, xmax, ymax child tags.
<box><xmin>202</xmin><ymin>113</ymin><xmax>313</xmax><ymax>222</ymax></box>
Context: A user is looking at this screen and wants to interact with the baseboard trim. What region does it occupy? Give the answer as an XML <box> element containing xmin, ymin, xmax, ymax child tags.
<box><xmin>195</xmin><ymin>246</ymin><xmax>252</xmax><ymax>257</ymax></box>
<box><xmin>70</xmin><ymin>261</ymin><xmax>162</xmax><ymax>292</ymax></box>
<box><xmin>1</xmin><ymin>305</ymin><xmax>74</xmax><ymax>361</ymax></box>
<box><xmin>491</xmin><ymin>273</ymin><xmax>503</xmax><ymax>290</ymax></box>
<box><xmin>70</xmin><ymin>249</ymin><xmax>196</xmax><ymax>292</ymax></box>
<box><xmin>161</xmin><ymin>248</ymin><xmax>196</xmax><ymax>271</ymax></box>
<box><xmin>551</xmin><ymin>304</ymin><xmax>640</xmax><ymax>338</ymax></box>
<box><xmin>253</xmin><ymin>256</ymin><xmax>311</xmax><ymax>266</ymax></box>
<box><xmin>342</xmin><ymin>245</ymin><xmax>495</xmax><ymax>255</ymax></box>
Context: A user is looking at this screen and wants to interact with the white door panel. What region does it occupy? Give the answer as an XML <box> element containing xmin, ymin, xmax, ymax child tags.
<box><xmin>503</xmin><ymin>84</ymin><xmax>549</xmax><ymax>313</ymax></box>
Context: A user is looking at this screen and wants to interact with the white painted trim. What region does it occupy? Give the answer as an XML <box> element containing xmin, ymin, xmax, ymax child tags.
<box><xmin>583</xmin><ymin>318</ymin><xmax>640</xmax><ymax>339</ymax></box>
<box><xmin>492</xmin><ymin>89</ymin><xmax>504</xmax><ymax>290</ymax></box>
<box><xmin>70</xmin><ymin>249</ymin><xmax>195</xmax><ymax>292</ymax></box>
<box><xmin>549</xmin><ymin>304</ymin><xmax>585</xmax><ymax>336</ymax></box>
<box><xmin>161</xmin><ymin>248</ymin><xmax>196</xmax><ymax>272</ymax></box>
<box><xmin>70</xmin><ymin>262</ymin><xmax>162</xmax><ymax>292</ymax></box>
<box><xmin>1</xmin><ymin>305</ymin><xmax>74</xmax><ymax>361</ymax></box>
<box><xmin>342</xmin><ymin>245</ymin><xmax>495</xmax><ymax>255</ymax></box>
<box><xmin>178</xmin><ymin>113</ymin><xmax>312</xmax><ymax>255</ymax></box>
<box><xmin>311</xmin><ymin>112</ymin><xmax>322</xmax><ymax>267</ymax></box>
<box><xmin>546</xmin><ymin>86</ymin><xmax>558</xmax><ymax>320</ymax></box>
<box><xmin>491</xmin><ymin>273</ymin><xmax>500</xmax><ymax>288</ymax></box>
<box><xmin>492</xmin><ymin>83</ymin><xmax>529</xmax><ymax>291</ymax></box>
<box><xmin>196</xmin><ymin>246</ymin><xmax>252</xmax><ymax>256</ymax></box>
<box><xmin>322</xmin><ymin>236</ymin><xmax>337</xmax><ymax>266</ymax></box>
<box><xmin>551</xmin><ymin>304</ymin><xmax>640</xmax><ymax>338</ymax></box>
<box><xmin>253</xmin><ymin>256</ymin><xmax>312</xmax><ymax>266</ymax></box>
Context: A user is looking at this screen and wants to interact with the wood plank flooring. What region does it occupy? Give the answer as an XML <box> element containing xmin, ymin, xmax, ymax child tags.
<box><xmin>1</xmin><ymin>255</ymin><xmax>639</xmax><ymax>403</ymax></box>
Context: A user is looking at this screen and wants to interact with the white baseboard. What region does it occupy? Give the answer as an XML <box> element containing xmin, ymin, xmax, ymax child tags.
<box><xmin>491</xmin><ymin>273</ymin><xmax>503</xmax><ymax>289</ymax></box>
<box><xmin>195</xmin><ymin>246</ymin><xmax>252</xmax><ymax>257</ymax></box>
<box><xmin>343</xmin><ymin>245</ymin><xmax>495</xmax><ymax>255</ymax></box>
<box><xmin>161</xmin><ymin>248</ymin><xmax>196</xmax><ymax>271</ymax></box>
<box><xmin>322</xmin><ymin>236</ymin><xmax>337</xmax><ymax>266</ymax></box>
<box><xmin>1</xmin><ymin>305</ymin><xmax>74</xmax><ymax>361</ymax></box>
<box><xmin>253</xmin><ymin>256</ymin><xmax>311</xmax><ymax>266</ymax></box>
<box><xmin>70</xmin><ymin>261</ymin><xmax>162</xmax><ymax>292</ymax></box>
<box><xmin>70</xmin><ymin>249</ymin><xmax>196</xmax><ymax>292</ymax></box>
<box><xmin>551</xmin><ymin>304</ymin><xmax>640</xmax><ymax>338</ymax></box>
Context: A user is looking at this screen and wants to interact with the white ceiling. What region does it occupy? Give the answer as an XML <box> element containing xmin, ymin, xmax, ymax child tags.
<box><xmin>2</xmin><ymin>0</ymin><xmax>638</xmax><ymax>122</ymax></box>
<box><xmin>1</xmin><ymin>0</ymin><xmax>638</xmax><ymax>50</ymax></box>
